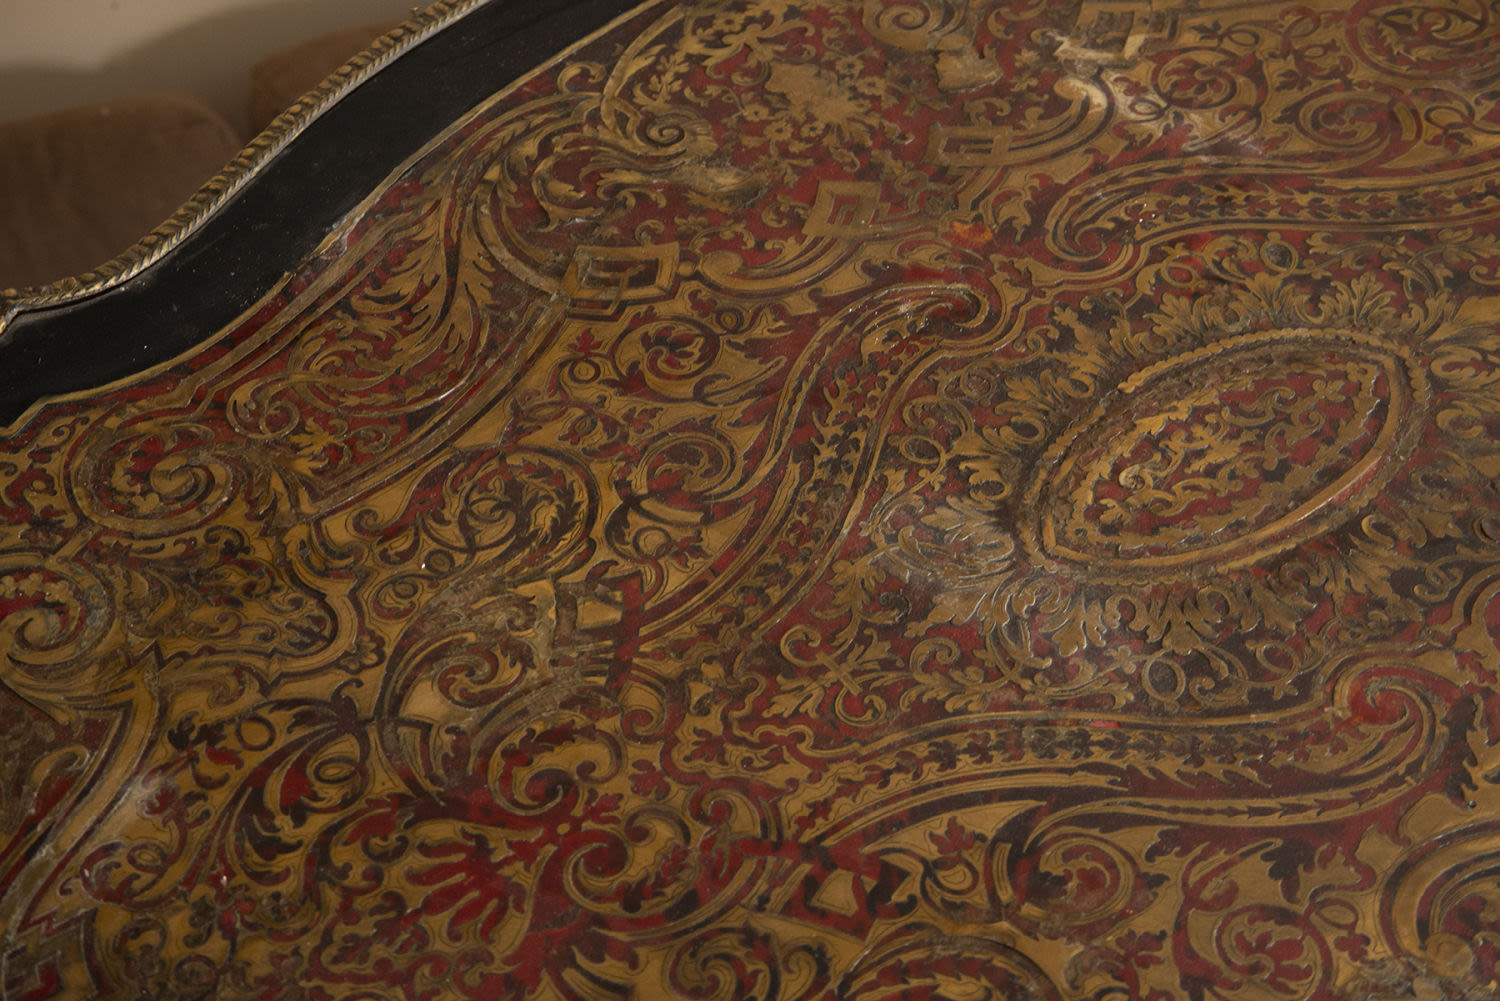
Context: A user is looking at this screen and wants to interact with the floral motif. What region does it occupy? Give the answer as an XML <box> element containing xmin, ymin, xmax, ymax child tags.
<box><xmin>4</xmin><ymin>1</ymin><xmax>1500</xmax><ymax>1000</ymax></box>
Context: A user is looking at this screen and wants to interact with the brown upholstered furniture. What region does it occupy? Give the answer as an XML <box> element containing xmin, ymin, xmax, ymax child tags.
<box><xmin>0</xmin><ymin>95</ymin><xmax>241</xmax><ymax>291</ymax></box>
<box><xmin>0</xmin><ymin>22</ymin><xmax>393</xmax><ymax>292</ymax></box>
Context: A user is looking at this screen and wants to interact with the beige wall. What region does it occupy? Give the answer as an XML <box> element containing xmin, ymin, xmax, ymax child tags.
<box><xmin>0</xmin><ymin>0</ymin><xmax>425</xmax><ymax>134</ymax></box>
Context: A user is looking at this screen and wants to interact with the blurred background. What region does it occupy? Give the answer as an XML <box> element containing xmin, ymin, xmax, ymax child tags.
<box><xmin>1</xmin><ymin>0</ymin><xmax>426</xmax><ymax>289</ymax></box>
<box><xmin>2</xmin><ymin>0</ymin><xmax>422</xmax><ymax>133</ymax></box>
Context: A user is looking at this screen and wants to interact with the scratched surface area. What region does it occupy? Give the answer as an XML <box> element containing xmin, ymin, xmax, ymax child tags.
<box><xmin>4</xmin><ymin>1</ymin><xmax>1500</xmax><ymax>998</ymax></box>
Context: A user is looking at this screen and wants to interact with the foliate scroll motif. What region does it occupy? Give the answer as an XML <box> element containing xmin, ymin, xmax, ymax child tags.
<box><xmin>6</xmin><ymin>1</ymin><xmax>1500</xmax><ymax>999</ymax></box>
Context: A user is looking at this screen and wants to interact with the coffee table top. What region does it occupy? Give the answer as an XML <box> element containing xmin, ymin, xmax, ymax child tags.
<box><xmin>3</xmin><ymin>1</ymin><xmax>1498</xmax><ymax>997</ymax></box>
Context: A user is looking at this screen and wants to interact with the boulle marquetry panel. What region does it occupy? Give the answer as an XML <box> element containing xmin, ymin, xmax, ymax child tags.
<box><xmin>4</xmin><ymin>0</ymin><xmax>1500</xmax><ymax>998</ymax></box>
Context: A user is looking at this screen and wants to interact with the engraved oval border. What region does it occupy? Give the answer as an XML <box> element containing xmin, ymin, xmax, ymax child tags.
<box><xmin>1018</xmin><ymin>327</ymin><xmax>1427</xmax><ymax>579</ymax></box>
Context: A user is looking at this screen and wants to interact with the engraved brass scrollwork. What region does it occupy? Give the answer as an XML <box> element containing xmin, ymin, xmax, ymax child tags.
<box><xmin>5</xmin><ymin>1</ymin><xmax>1500</xmax><ymax>998</ymax></box>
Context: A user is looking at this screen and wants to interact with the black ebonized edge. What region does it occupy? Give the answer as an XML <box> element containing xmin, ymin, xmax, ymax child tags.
<box><xmin>0</xmin><ymin>0</ymin><xmax>646</xmax><ymax>425</ymax></box>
